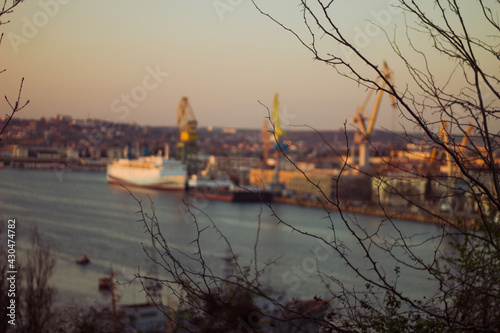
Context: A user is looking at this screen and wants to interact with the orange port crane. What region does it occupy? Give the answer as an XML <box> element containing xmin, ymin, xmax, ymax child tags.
<box><xmin>453</xmin><ymin>122</ymin><xmax>476</xmax><ymax>175</ymax></box>
<box><xmin>176</xmin><ymin>97</ymin><xmax>198</xmax><ymax>175</ymax></box>
<box><xmin>428</xmin><ymin>120</ymin><xmax>449</xmax><ymax>166</ymax></box>
<box><xmin>351</xmin><ymin>61</ymin><xmax>396</xmax><ymax>168</ymax></box>
<box><xmin>423</xmin><ymin>121</ymin><xmax>475</xmax><ymax>177</ymax></box>
<box><xmin>458</xmin><ymin>123</ymin><xmax>475</xmax><ymax>158</ymax></box>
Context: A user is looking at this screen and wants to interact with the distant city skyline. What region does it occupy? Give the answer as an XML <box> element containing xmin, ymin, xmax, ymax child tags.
<box><xmin>1</xmin><ymin>1</ymin><xmax>494</xmax><ymax>132</ymax></box>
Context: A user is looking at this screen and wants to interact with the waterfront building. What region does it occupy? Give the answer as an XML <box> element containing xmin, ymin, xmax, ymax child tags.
<box><xmin>12</xmin><ymin>145</ymin><xmax>79</xmax><ymax>160</ymax></box>
<box><xmin>372</xmin><ymin>172</ymin><xmax>447</xmax><ymax>207</ymax></box>
<box><xmin>249</xmin><ymin>168</ymin><xmax>334</xmax><ymax>199</ymax></box>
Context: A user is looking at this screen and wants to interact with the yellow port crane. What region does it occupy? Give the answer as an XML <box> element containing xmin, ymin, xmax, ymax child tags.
<box><xmin>269</xmin><ymin>93</ymin><xmax>286</xmax><ymax>194</ymax></box>
<box><xmin>177</xmin><ymin>97</ymin><xmax>198</xmax><ymax>143</ymax></box>
<box><xmin>271</xmin><ymin>92</ymin><xmax>283</xmax><ymax>139</ymax></box>
<box><xmin>176</xmin><ymin>97</ymin><xmax>198</xmax><ymax>175</ymax></box>
<box><xmin>351</xmin><ymin>61</ymin><xmax>396</xmax><ymax>168</ymax></box>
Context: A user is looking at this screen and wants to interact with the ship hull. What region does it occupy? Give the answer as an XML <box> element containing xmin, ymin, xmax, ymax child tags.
<box><xmin>106</xmin><ymin>174</ymin><xmax>186</xmax><ymax>190</ymax></box>
<box><xmin>106</xmin><ymin>157</ymin><xmax>187</xmax><ymax>191</ymax></box>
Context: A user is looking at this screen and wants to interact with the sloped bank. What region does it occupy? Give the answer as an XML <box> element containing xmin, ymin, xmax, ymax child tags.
<box><xmin>273</xmin><ymin>196</ymin><xmax>481</xmax><ymax>229</ymax></box>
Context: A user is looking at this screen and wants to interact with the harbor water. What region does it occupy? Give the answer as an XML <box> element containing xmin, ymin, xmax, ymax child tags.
<box><xmin>0</xmin><ymin>168</ymin><xmax>446</xmax><ymax>306</ymax></box>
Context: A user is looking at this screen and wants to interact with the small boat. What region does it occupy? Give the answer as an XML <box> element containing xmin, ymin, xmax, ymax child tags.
<box><xmin>99</xmin><ymin>277</ymin><xmax>112</xmax><ymax>291</ymax></box>
<box><xmin>75</xmin><ymin>253</ymin><xmax>90</xmax><ymax>265</ymax></box>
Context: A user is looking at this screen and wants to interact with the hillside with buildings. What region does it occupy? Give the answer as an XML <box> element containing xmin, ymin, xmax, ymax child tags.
<box><xmin>1</xmin><ymin>115</ymin><xmax>497</xmax><ymax>225</ymax></box>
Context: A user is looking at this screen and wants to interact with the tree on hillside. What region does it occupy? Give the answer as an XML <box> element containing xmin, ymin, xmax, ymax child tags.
<box><xmin>16</xmin><ymin>227</ymin><xmax>57</xmax><ymax>333</ymax></box>
<box><xmin>0</xmin><ymin>226</ymin><xmax>57</xmax><ymax>333</ymax></box>
<box><xmin>134</xmin><ymin>1</ymin><xmax>499</xmax><ymax>331</ymax></box>
<box><xmin>0</xmin><ymin>222</ymin><xmax>20</xmax><ymax>333</ymax></box>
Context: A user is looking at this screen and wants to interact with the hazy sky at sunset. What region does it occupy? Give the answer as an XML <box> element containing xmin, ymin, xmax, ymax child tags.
<box><xmin>0</xmin><ymin>1</ymin><xmax>495</xmax><ymax>131</ymax></box>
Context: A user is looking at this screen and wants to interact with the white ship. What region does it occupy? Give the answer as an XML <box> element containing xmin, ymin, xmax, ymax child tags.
<box><xmin>106</xmin><ymin>155</ymin><xmax>187</xmax><ymax>190</ymax></box>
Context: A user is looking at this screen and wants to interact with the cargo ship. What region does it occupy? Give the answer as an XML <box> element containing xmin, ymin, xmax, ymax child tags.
<box><xmin>188</xmin><ymin>177</ymin><xmax>272</xmax><ymax>202</ymax></box>
<box><xmin>106</xmin><ymin>156</ymin><xmax>187</xmax><ymax>190</ymax></box>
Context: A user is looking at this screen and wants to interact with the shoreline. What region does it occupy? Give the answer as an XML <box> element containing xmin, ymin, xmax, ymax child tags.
<box><xmin>273</xmin><ymin>196</ymin><xmax>480</xmax><ymax>228</ymax></box>
<box><xmin>1</xmin><ymin>166</ymin><xmax>480</xmax><ymax>228</ymax></box>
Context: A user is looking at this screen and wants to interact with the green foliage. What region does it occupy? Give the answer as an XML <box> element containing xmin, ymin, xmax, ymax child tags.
<box><xmin>439</xmin><ymin>223</ymin><xmax>500</xmax><ymax>331</ymax></box>
<box><xmin>353</xmin><ymin>289</ymin><xmax>446</xmax><ymax>333</ymax></box>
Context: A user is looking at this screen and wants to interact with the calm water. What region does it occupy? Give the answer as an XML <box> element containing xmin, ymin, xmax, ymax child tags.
<box><xmin>0</xmin><ymin>168</ymin><xmax>445</xmax><ymax>306</ymax></box>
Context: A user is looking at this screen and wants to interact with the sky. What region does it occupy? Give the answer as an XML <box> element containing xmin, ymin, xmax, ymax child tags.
<box><xmin>0</xmin><ymin>1</ymin><xmax>497</xmax><ymax>132</ymax></box>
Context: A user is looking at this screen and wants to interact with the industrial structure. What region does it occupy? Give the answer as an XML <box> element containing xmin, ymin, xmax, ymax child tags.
<box><xmin>351</xmin><ymin>61</ymin><xmax>396</xmax><ymax>168</ymax></box>
<box><xmin>176</xmin><ymin>97</ymin><xmax>199</xmax><ymax>175</ymax></box>
<box><xmin>268</xmin><ymin>93</ymin><xmax>287</xmax><ymax>194</ymax></box>
<box><xmin>261</xmin><ymin>119</ymin><xmax>271</xmax><ymax>167</ymax></box>
<box><xmin>2</xmin><ymin>90</ymin><xmax>494</xmax><ymax>220</ymax></box>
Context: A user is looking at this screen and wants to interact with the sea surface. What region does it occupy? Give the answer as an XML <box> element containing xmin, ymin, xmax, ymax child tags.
<box><xmin>0</xmin><ymin>168</ymin><xmax>447</xmax><ymax>308</ymax></box>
